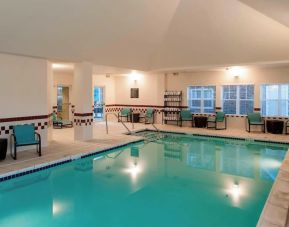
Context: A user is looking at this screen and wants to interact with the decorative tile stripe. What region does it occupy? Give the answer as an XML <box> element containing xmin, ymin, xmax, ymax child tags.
<box><xmin>0</xmin><ymin>139</ymin><xmax>143</xmax><ymax>183</ymax></box>
<box><xmin>74</xmin><ymin>118</ymin><xmax>93</xmax><ymax>126</ymax></box>
<box><xmin>0</xmin><ymin>114</ymin><xmax>51</xmax><ymax>123</ymax></box>
<box><xmin>135</xmin><ymin>129</ymin><xmax>289</xmax><ymax>145</ymax></box>
<box><xmin>0</xmin><ymin>122</ymin><xmax>49</xmax><ymax>136</ymax></box>
<box><xmin>74</xmin><ymin>113</ymin><xmax>93</xmax><ymax>117</ymax></box>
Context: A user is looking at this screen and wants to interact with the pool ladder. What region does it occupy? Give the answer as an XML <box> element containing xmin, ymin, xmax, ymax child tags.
<box><xmin>105</xmin><ymin>113</ymin><xmax>133</xmax><ymax>134</ymax></box>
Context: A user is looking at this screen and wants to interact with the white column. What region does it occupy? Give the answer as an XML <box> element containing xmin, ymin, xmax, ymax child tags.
<box><xmin>73</xmin><ymin>62</ymin><xmax>93</xmax><ymax>141</ymax></box>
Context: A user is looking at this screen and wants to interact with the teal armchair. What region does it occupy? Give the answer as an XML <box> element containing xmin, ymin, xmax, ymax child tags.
<box><xmin>140</xmin><ymin>108</ymin><xmax>154</xmax><ymax>124</ymax></box>
<box><xmin>246</xmin><ymin>112</ymin><xmax>265</xmax><ymax>133</ymax></box>
<box><xmin>207</xmin><ymin>112</ymin><xmax>227</xmax><ymax>130</ymax></box>
<box><xmin>52</xmin><ymin>113</ymin><xmax>73</xmax><ymax>129</ymax></box>
<box><xmin>11</xmin><ymin>124</ymin><xmax>41</xmax><ymax>160</ymax></box>
<box><xmin>179</xmin><ymin>110</ymin><xmax>193</xmax><ymax>127</ymax></box>
<box><xmin>118</xmin><ymin>108</ymin><xmax>131</xmax><ymax>122</ymax></box>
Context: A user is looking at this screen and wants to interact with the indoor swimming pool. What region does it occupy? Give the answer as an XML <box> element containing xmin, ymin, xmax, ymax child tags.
<box><xmin>0</xmin><ymin>133</ymin><xmax>287</xmax><ymax>227</ymax></box>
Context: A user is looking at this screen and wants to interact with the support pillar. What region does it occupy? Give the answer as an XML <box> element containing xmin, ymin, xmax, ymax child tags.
<box><xmin>73</xmin><ymin>62</ymin><xmax>93</xmax><ymax>141</ymax></box>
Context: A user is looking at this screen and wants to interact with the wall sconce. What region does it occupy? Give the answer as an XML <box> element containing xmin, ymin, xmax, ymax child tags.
<box><xmin>129</xmin><ymin>71</ymin><xmax>141</xmax><ymax>82</ymax></box>
<box><xmin>226</xmin><ymin>66</ymin><xmax>246</xmax><ymax>78</ymax></box>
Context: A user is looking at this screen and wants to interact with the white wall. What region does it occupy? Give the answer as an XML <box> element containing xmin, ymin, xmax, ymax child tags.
<box><xmin>0</xmin><ymin>54</ymin><xmax>49</xmax><ymax>118</ymax></box>
<box><xmin>0</xmin><ymin>53</ymin><xmax>52</xmax><ymax>148</ymax></box>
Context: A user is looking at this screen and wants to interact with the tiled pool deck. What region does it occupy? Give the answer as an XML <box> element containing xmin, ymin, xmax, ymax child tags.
<box><xmin>1</xmin><ymin>121</ymin><xmax>289</xmax><ymax>226</ymax></box>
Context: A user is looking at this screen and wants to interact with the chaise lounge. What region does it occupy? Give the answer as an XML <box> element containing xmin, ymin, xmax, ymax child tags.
<box><xmin>53</xmin><ymin>113</ymin><xmax>73</xmax><ymax>129</ymax></box>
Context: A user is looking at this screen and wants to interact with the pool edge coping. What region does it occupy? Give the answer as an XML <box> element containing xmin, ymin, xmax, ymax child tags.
<box><xmin>0</xmin><ymin>138</ymin><xmax>144</xmax><ymax>182</ymax></box>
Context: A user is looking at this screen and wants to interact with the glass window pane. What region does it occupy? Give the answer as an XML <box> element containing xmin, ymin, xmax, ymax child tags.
<box><xmin>223</xmin><ymin>100</ymin><xmax>236</xmax><ymax>114</ymax></box>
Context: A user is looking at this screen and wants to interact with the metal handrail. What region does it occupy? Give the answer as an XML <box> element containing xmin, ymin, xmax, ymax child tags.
<box><xmin>105</xmin><ymin>113</ymin><xmax>133</xmax><ymax>134</ymax></box>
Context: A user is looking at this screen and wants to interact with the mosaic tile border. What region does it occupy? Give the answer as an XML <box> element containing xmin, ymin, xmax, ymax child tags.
<box><xmin>134</xmin><ymin>129</ymin><xmax>289</xmax><ymax>145</ymax></box>
<box><xmin>0</xmin><ymin>139</ymin><xmax>144</xmax><ymax>183</ymax></box>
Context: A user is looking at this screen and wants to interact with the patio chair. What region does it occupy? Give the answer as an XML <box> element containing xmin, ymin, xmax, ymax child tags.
<box><xmin>140</xmin><ymin>108</ymin><xmax>154</xmax><ymax>124</ymax></box>
<box><xmin>118</xmin><ymin>108</ymin><xmax>131</xmax><ymax>122</ymax></box>
<box><xmin>207</xmin><ymin>112</ymin><xmax>227</xmax><ymax>130</ymax></box>
<box><xmin>11</xmin><ymin>124</ymin><xmax>41</xmax><ymax>160</ymax></box>
<box><xmin>246</xmin><ymin>112</ymin><xmax>265</xmax><ymax>133</ymax></box>
<box><xmin>53</xmin><ymin>113</ymin><xmax>73</xmax><ymax>129</ymax></box>
<box><xmin>179</xmin><ymin>110</ymin><xmax>193</xmax><ymax>127</ymax></box>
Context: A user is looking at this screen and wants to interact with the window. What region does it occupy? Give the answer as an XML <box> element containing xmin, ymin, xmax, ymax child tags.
<box><xmin>57</xmin><ymin>86</ymin><xmax>63</xmax><ymax>112</ymax></box>
<box><xmin>261</xmin><ymin>84</ymin><xmax>289</xmax><ymax>116</ymax></box>
<box><xmin>188</xmin><ymin>86</ymin><xmax>216</xmax><ymax>113</ymax></box>
<box><xmin>222</xmin><ymin>85</ymin><xmax>254</xmax><ymax>115</ymax></box>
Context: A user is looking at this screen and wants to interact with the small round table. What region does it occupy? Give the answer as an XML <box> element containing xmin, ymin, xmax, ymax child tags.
<box><xmin>266</xmin><ymin>120</ymin><xmax>284</xmax><ymax>134</ymax></box>
<box><xmin>194</xmin><ymin>116</ymin><xmax>208</xmax><ymax>128</ymax></box>
<box><xmin>0</xmin><ymin>138</ymin><xmax>8</xmax><ymax>160</ymax></box>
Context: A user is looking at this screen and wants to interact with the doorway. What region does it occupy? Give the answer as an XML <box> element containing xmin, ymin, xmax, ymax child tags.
<box><xmin>57</xmin><ymin>86</ymin><xmax>70</xmax><ymax>120</ymax></box>
<box><xmin>93</xmin><ymin>86</ymin><xmax>105</xmax><ymax>120</ymax></box>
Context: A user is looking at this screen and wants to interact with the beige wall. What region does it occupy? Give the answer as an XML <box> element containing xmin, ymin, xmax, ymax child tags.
<box><xmin>114</xmin><ymin>74</ymin><xmax>164</xmax><ymax>106</ymax></box>
<box><xmin>166</xmin><ymin>66</ymin><xmax>289</xmax><ymax>109</ymax></box>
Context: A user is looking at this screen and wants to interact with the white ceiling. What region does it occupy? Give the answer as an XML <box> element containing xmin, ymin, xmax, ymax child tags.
<box><xmin>0</xmin><ymin>0</ymin><xmax>289</xmax><ymax>72</ymax></box>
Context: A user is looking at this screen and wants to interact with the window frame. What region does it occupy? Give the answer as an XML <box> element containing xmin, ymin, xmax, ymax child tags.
<box><xmin>187</xmin><ymin>85</ymin><xmax>216</xmax><ymax>114</ymax></box>
<box><xmin>260</xmin><ymin>83</ymin><xmax>289</xmax><ymax>117</ymax></box>
<box><xmin>221</xmin><ymin>84</ymin><xmax>254</xmax><ymax>115</ymax></box>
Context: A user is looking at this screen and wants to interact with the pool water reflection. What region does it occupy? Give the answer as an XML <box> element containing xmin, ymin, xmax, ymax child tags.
<box><xmin>0</xmin><ymin>134</ymin><xmax>287</xmax><ymax>227</ymax></box>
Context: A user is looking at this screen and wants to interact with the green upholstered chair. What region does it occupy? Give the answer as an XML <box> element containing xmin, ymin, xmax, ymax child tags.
<box><xmin>207</xmin><ymin>112</ymin><xmax>227</xmax><ymax>130</ymax></box>
<box><xmin>52</xmin><ymin>113</ymin><xmax>73</xmax><ymax>129</ymax></box>
<box><xmin>179</xmin><ymin>110</ymin><xmax>193</xmax><ymax>127</ymax></box>
<box><xmin>11</xmin><ymin>124</ymin><xmax>41</xmax><ymax>160</ymax></box>
<box><xmin>140</xmin><ymin>108</ymin><xmax>154</xmax><ymax>124</ymax></box>
<box><xmin>118</xmin><ymin>108</ymin><xmax>131</xmax><ymax>122</ymax></box>
<box><xmin>246</xmin><ymin>112</ymin><xmax>265</xmax><ymax>133</ymax></box>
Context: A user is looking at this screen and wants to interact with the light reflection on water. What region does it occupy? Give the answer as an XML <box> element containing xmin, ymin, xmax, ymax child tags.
<box><xmin>0</xmin><ymin>134</ymin><xmax>287</xmax><ymax>227</ymax></box>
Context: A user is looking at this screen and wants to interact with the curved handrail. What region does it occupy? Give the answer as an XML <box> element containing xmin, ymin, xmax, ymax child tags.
<box><xmin>105</xmin><ymin>112</ymin><xmax>133</xmax><ymax>134</ymax></box>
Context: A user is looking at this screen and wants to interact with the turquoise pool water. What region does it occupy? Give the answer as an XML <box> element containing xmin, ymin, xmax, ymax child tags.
<box><xmin>0</xmin><ymin>133</ymin><xmax>287</xmax><ymax>227</ymax></box>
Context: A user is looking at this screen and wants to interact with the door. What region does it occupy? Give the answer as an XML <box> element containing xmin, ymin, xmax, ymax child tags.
<box><xmin>93</xmin><ymin>86</ymin><xmax>105</xmax><ymax>120</ymax></box>
<box><xmin>57</xmin><ymin>86</ymin><xmax>70</xmax><ymax>120</ymax></box>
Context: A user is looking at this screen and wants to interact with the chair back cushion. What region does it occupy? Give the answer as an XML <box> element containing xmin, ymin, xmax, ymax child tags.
<box><xmin>146</xmin><ymin>108</ymin><xmax>154</xmax><ymax>118</ymax></box>
<box><xmin>216</xmin><ymin>112</ymin><xmax>225</xmax><ymax>122</ymax></box>
<box><xmin>121</xmin><ymin>108</ymin><xmax>131</xmax><ymax>116</ymax></box>
<box><xmin>181</xmin><ymin>110</ymin><xmax>192</xmax><ymax>120</ymax></box>
<box><xmin>13</xmin><ymin>124</ymin><xmax>35</xmax><ymax>144</ymax></box>
<box><xmin>52</xmin><ymin>113</ymin><xmax>58</xmax><ymax>122</ymax></box>
<box><xmin>248</xmin><ymin>112</ymin><xmax>262</xmax><ymax>122</ymax></box>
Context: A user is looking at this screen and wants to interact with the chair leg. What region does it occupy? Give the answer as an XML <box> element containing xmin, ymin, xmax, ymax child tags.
<box><xmin>249</xmin><ymin>124</ymin><xmax>250</xmax><ymax>133</ymax></box>
<box><xmin>14</xmin><ymin>145</ymin><xmax>17</xmax><ymax>160</ymax></box>
<box><xmin>180</xmin><ymin>120</ymin><xmax>182</xmax><ymax>127</ymax></box>
<box><xmin>38</xmin><ymin>143</ymin><xmax>41</xmax><ymax>156</ymax></box>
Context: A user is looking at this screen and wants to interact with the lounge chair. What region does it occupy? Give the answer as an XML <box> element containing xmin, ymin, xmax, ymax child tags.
<box><xmin>11</xmin><ymin>124</ymin><xmax>41</xmax><ymax>160</ymax></box>
<box><xmin>207</xmin><ymin>112</ymin><xmax>227</xmax><ymax>130</ymax></box>
<box><xmin>140</xmin><ymin>108</ymin><xmax>154</xmax><ymax>124</ymax></box>
<box><xmin>246</xmin><ymin>112</ymin><xmax>265</xmax><ymax>133</ymax></box>
<box><xmin>118</xmin><ymin>108</ymin><xmax>131</xmax><ymax>122</ymax></box>
<box><xmin>179</xmin><ymin>110</ymin><xmax>193</xmax><ymax>127</ymax></box>
<box><xmin>53</xmin><ymin>113</ymin><xmax>73</xmax><ymax>128</ymax></box>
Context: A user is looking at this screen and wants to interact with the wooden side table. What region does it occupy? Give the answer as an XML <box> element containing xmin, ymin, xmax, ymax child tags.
<box><xmin>0</xmin><ymin>138</ymin><xmax>8</xmax><ymax>160</ymax></box>
<box><xmin>130</xmin><ymin>113</ymin><xmax>140</xmax><ymax>123</ymax></box>
<box><xmin>194</xmin><ymin>116</ymin><xmax>208</xmax><ymax>128</ymax></box>
<box><xmin>266</xmin><ymin>120</ymin><xmax>284</xmax><ymax>134</ymax></box>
